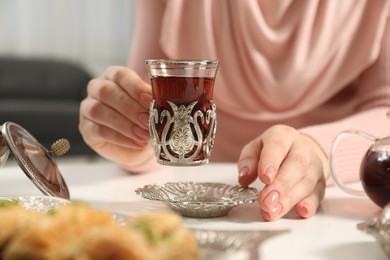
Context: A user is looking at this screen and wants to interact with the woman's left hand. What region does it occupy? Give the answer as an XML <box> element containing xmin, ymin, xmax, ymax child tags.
<box><xmin>237</xmin><ymin>124</ymin><xmax>329</xmax><ymax>221</ymax></box>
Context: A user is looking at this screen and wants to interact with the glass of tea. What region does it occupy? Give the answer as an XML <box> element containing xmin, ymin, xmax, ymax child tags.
<box><xmin>330</xmin><ymin>129</ymin><xmax>390</xmax><ymax>208</ymax></box>
<box><xmin>145</xmin><ymin>59</ymin><xmax>219</xmax><ymax>166</ymax></box>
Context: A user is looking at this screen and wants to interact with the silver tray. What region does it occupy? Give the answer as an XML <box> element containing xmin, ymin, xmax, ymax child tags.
<box><xmin>135</xmin><ymin>182</ymin><xmax>259</xmax><ymax>218</ymax></box>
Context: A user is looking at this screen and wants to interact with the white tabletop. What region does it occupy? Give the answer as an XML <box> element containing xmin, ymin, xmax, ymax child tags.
<box><xmin>0</xmin><ymin>156</ymin><xmax>386</xmax><ymax>260</ymax></box>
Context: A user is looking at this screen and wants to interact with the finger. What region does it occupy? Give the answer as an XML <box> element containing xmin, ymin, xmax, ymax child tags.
<box><xmin>259</xmin><ymin>142</ymin><xmax>323</xmax><ymax>221</ymax></box>
<box><xmin>79</xmin><ymin>116</ymin><xmax>147</xmax><ymax>150</ymax></box>
<box><xmin>295</xmin><ymin>178</ymin><xmax>326</xmax><ymax>219</ymax></box>
<box><xmin>80</xmin><ymin>97</ymin><xmax>149</xmax><ymax>145</ymax></box>
<box><xmin>237</xmin><ymin>137</ymin><xmax>262</xmax><ymax>187</ymax></box>
<box><xmin>103</xmin><ymin>66</ymin><xmax>152</xmax><ymax>109</ymax></box>
<box><xmin>260</xmin><ymin>174</ymin><xmax>319</xmax><ymax>221</ymax></box>
<box><xmin>257</xmin><ymin>125</ymin><xmax>295</xmax><ymax>185</ymax></box>
<box><xmin>87</xmin><ymin>78</ymin><xmax>149</xmax><ymax>130</ymax></box>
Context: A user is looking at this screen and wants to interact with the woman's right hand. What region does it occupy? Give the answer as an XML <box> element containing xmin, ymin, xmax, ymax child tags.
<box><xmin>79</xmin><ymin>66</ymin><xmax>154</xmax><ymax>168</ymax></box>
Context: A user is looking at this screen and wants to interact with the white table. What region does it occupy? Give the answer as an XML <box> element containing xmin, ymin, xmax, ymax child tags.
<box><xmin>0</xmin><ymin>156</ymin><xmax>386</xmax><ymax>260</ymax></box>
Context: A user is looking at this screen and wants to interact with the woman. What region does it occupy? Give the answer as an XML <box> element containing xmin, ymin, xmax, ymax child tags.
<box><xmin>79</xmin><ymin>0</ymin><xmax>390</xmax><ymax>221</ymax></box>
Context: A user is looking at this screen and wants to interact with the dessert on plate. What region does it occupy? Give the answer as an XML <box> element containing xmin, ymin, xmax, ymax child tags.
<box><xmin>0</xmin><ymin>200</ymin><xmax>199</xmax><ymax>260</ymax></box>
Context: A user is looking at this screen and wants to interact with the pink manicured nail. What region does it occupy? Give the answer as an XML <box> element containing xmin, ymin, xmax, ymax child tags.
<box><xmin>133</xmin><ymin>125</ymin><xmax>150</xmax><ymax>139</ymax></box>
<box><xmin>263</xmin><ymin>190</ymin><xmax>279</xmax><ymax>212</ymax></box>
<box><xmin>239</xmin><ymin>167</ymin><xmax>249</xmax><ymax>178</ymax></box>
<box><xmin>263</xmin><ymin>166</ymin><xmax>275</xmax><ymax>184</ymax></box>
<box><xmin>298</xmin><ymin>203</ymin><xmax>313</xmax><ymax>218</ymax></box>
<box><xmin>238</xmin><ymin>167</ymin><xmax>250</xmax><ymax>186</ymax></box>
<box><xmin>262</xmin><ymin>203</ymin><xmax>283</xmax><ymax>221</ymax></box>
<box><xmin>138</xmin><ymin>113</ymin><xmax>149</xmax><ymax>127</ymax></box>
<box><xmin>140</xmin><ymin>93</ymin><xmax>152</xmax><ymax>107</ymax></box>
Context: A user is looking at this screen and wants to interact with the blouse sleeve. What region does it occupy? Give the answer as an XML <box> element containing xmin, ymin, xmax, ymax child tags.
<box><xmin>299</xmin><ymin>16</ymin><xmax>390</xmax><ymax>186</ymax></box>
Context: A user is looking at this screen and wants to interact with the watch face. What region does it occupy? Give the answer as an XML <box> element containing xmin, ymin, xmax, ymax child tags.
<box><xmin>1</xmin><ymin>122</ymin><xmax>70</xmax><ymax>199</ymax></box>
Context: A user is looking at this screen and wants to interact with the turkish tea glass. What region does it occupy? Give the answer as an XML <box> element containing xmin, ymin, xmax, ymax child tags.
<box><xmin>145</xmin><ymin>59</ymin><xmax>219</xmax><ymax>166</ymax></box>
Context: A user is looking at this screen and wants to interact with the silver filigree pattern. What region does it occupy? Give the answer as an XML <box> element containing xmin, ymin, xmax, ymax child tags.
<box><xmin>191</xmin><ymin>229</ymin><xmax>289</xmax><ymax>259</ymax></box>
<box><xmin>149</xmin><ymin>100</ymin><xmax>217</xmax><ymax>166</ymax></box>
<box><xmin>0</xmin><ymin>196</ymin><xmax>69</xmax><ymax>213</ymax></box>
<box><xmin>0</xmin><ymin>196</ymin><xmax>129</xmax><ymax>226</ymax></box>
<box><xmin>358</xmin><ymin>202</ymin><xmax>390</xmax><ymax>257</ymax></box>
<box><xmin>135</xmin><ymin>182</ymin><xmax>259</xmax><ymax>218</ymax></box>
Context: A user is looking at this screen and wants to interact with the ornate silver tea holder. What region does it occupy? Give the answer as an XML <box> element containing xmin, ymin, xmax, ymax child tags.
<box><xmin>0</xmin><ymin>122</ymin><xmax>70</xmax><ymax>199</ymax></box>
<box><xmin>135</xmin><ymin>182</ymin><xmax>259</xmax><ymax>218</ymax></box>
<box><xmin>149</xmin><ymin>100</ymin><xmax>217</xmax><ymax>166</ymax></box>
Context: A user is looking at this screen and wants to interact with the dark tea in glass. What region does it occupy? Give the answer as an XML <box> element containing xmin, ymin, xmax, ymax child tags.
<box><xmin>146</xmin><ymin>60</ymin><xmax>219</xmax><ymax>166</ymax></box>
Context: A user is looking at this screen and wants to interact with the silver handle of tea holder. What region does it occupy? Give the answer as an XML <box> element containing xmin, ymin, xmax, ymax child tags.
<box><xmin>329</xmin><ymin>130</ymin><xmax>377</xmax><ymax>196</ymax></box>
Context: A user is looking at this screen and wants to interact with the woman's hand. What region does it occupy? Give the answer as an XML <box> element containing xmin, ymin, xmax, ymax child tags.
<box><xmin>237</xmin><ymin>125</ymin><xmax>329</xmax><ymax>221</ymax></box>
<box><xmin>79</xmin><ymin>66</ymin><xmax>154</xmax><ymax>168</ymax></box>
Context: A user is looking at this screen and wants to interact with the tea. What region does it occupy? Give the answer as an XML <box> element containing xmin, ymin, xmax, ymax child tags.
<box><xmin>360</xmin><ymin>149</ymin><xmax>390</xmax><ymax>207</ymax></box>
<box><xmin>146</xmin><ymin>59</ymin><xmax>219</xmax><ymax>166</ymax></box>
<box><xmin>151</xmin><ymin>76</ymin><xmax>214</xmax><ymax>115</ymax></box>
<box><xmin>149</xmin><ymin>76</ymin><xmax>216</xmax><ymax>165</ymax></box>
<box><xmin>151</xmin><ymin>76</ymin><xmax>214</xmax><ymax>105</ymax></box>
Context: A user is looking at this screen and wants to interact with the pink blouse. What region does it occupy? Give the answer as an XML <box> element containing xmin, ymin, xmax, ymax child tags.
<box><xmin>129</xmin><ymin>0</ymin><xmax>390</xmax><ymax>183</ymax></box>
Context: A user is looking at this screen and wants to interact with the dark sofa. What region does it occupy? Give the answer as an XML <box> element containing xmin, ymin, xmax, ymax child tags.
<box><xmin>0</xmin><ymin>57</ymin><xmax>96</xmax><ymax>156</ymax></box>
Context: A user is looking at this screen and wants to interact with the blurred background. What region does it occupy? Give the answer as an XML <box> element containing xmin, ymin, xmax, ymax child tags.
<box><xmin>0</xmin><ymin>0</ymin><xmax>136</xmax><ymax>156</ymax></box>
<box><xmin>0</xmin><ymin>0</ymin><xmax>135</xmax><ymax>76</ymax></box>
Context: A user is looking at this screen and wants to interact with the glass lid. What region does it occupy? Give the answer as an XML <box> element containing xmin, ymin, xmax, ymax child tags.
<box><xmin>0</xmin><ymin>122</ymin><xmax>70</xmax><ymax>199</ymax></box>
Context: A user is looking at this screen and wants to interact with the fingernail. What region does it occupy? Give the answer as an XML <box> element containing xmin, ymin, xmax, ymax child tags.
<box><xmin>261</xmin><ymin>203</ymin><xmax>283</xmax><ymax>221</ymax></box>
<box><xmin>263</xmin><ymin>190</ymin><xmax>280</xmax><ymax>212</ymax></box>
<box><xmin>263</xmin><ymin>166</ymin><xmax>275</xmax><ymax>184</ymax></box>
<box><xmin>133</xmin><ymin>125</ymin><xmax>150</xmax><ymax>139</ymax></box>
<box><xmin>140</xmin><ymin>93</ymin><xmax>152</xmax><ymax>107</ymax></box>
<box><xmin>299</xmin><ymin>203</ymin><xmax>313</xmax><ymax>218</ymax></box>
<box><xmin>138</xmin><ymin>113</ymin><xmax>149</xmax><ymax>127</ymax></box>
<box><xmin>238</xmin><ymin>167</ymin><xmax>250</xmax><ymax>186</ymax></box>
<box><xmin>239</xmin><ymin>166</ymin><xmax>249</xmax><ymax>178</ymax></box>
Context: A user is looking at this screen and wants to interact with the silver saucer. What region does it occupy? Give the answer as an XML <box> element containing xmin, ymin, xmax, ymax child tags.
<box><xmin>357</xmin><ymin>202</ymin><xmax>390</xmax><ymax>257</ymax></box>
<box><xmin>135</xmin><ymin>182</ymin><xmax>259</xmax><ymax>218</ymax></box>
